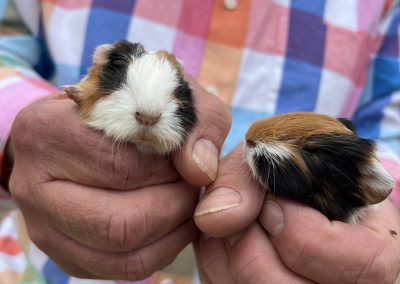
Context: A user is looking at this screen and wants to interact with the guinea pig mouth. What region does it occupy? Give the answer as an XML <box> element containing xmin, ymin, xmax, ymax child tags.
<box><xmin>135</xmin><ymin>129</ymin><xmax>156</xmax><ymax>142</ymax></box>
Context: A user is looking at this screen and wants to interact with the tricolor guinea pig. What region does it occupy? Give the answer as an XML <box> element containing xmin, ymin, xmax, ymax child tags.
<box><xmin>64</xmin><ymin>41</ymin><xmax>197</xmax><ymax>154</ymax></box>
<box><xmin>245</xmin><ymin>112</ymin><xmax>394</xmax><ymax>223</ymax></box>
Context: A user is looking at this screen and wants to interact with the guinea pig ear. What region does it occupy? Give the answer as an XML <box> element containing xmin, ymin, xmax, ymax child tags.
<box><xmin>92</xmin><ymin>44</ymin><xmax>113</xmax><ymax>65</ymax></box>
<box><xmin>131</xmin><ymin>42</ymin><xmax>146</xmax><ymax>58</ymax></box>
<box><xmin>111</xmin><ymin>41</ymin><xmax>146</xmax><ymax>59</ymax></box>
<box><xmin>337</xmin><ymin>118</ymin><xmax>357</xmax><ymax>134</ymax></box>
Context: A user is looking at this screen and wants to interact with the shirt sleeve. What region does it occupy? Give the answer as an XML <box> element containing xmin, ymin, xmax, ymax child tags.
<box><xmin>0</xmin><ymin>0</ymin><xmax>58</xmax><ymax>194</ymax></box>
<box><xmin>352</xmin><ymin>1</ymin><xmax>400</xmax><ymax>208</ymax></box>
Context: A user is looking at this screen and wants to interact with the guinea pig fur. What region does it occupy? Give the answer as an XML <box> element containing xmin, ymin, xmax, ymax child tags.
<box><xmin>245</xmin><ymin>112</ymin><xmax>394</xmax><ymax>223</ymax></box>
<box><xmin>64</xmin><ymin>41</ymin><xmax>197</xmax><ymax>154</ymax></box>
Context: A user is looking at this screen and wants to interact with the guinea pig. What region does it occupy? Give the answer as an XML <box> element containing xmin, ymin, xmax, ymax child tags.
<box><xmin>245</xmin><ymin>112</ymin><xmax>394</xmax><ymax>223</ymax></box>
<box><xmin>64</xmin><ymin>41</ymin><xmax>197</xmax><ymax>154</ymax></box>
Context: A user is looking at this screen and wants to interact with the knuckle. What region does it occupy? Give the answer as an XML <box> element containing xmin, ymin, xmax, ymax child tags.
<box><xmin>9</xmin><ymin>168</ymin><xmax>37</xmax><ymax>206</ymax></box>
<box><xmin>11</xmin><ymin>108</ymin><xmax>34</xmax><ymax>149</ymax></box>
<box><xmin>8</xmin><ymin>172</ymin><xmax>24</xmax><ymax>201</ymax></box>
<box><xmin>11</xmin><ymin>100</ymin><xmax>51</xmax><ymax>153</ymax></box>
<box><xmin>26</xmin><ymin>225</ymin><xmax>47</xmax><ymax>250</ymax></box>
<box><xmin>105</xmin><ymin>206</ymin><xmax>147</xmax><ymax>251</ymax></box>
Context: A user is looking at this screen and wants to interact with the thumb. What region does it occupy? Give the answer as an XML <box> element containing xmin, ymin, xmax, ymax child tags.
<box><xmin>173</xmin><ymin>76</ymin><xmax>231</xmax><ymax>187</ymax></box>
<box><xmin>194</xmin><ymin>143</ymin><xmax>265</xmax><ymax>237</ymax></box>
<box><xmin>259</xmin><ymin>197</ymin><xmax>400</xmax><ymax>283</ymax></box>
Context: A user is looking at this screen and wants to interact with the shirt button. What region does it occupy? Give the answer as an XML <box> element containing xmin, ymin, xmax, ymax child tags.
<box><xmin>224</xmin><ymin>0</ymin><xmax>238</xmax><ymax>10</ymax></box>
<box><xmin>207</xmin><ymin>85</ymin><xmax>219</xmax><ymax>96</ymax></box>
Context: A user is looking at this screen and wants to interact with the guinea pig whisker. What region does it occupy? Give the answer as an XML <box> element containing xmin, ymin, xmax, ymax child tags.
<box><xmin>115</xmin><ymin>136</ymin><xmax>125</xmax><ymax>157</ymax></box>
<box><xmin>111</xmin><ymin>132</ymin><xmax>124</xmax><ymax>158</ymax></box>
<box><xmin>177</xmin><ymin>116</ymin><xmax>196</xmax><ymax>129</ymax></box>
<box><xmin>241</xmin><ymin>160</ymin><xmax>255</xmax><ymax>189</ymax></box>
<box><xmin>272</xmin><ymin>159</ymin><xmax>278</xmax><ymax>196</ymax></box>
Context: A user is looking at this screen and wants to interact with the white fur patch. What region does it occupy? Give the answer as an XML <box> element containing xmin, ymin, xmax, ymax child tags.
<box><xmin>93</xmin><ymin>44</ymin><xmax>113</xmax><ymax>65</ymax></box>
<box><xmin>87</xmin><ymin>53</ymin><xmax>186</xmax><ymax>154</ymax></box>
<box><xmin>362</xmin><ymin>159</ymin><xmax>394</xmax><ymax>199</ymax></box>
<box><xmin>346</xmin><ymin>203</ymin><xmax>380</xmax><ymax>224</ymax></box>
<box><xmin>245</xmin><ymin>141</ymin><xmax>293</xmax><ymax>183</ymax></box>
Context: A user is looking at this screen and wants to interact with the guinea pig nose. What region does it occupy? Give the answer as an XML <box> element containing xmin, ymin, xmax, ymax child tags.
<box><xmin>246</xmin><ymin>139</ymin><xmax>256</xmax><ymax>148</ymax></box>
<box><xmin>135</xmin><ymin>111</ymin><xmax>161</xmax><ymax>126</ymax></box>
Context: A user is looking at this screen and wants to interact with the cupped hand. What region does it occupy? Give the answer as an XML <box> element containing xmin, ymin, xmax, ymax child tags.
<box><xmin>194</xmin><ymin>144</ymin><xmax>400</xmax><ymax>283</ymax></box>
<box><xmin>8</xmin><ymin>77</ymin><xmax>231</xmax><ymax>280</ymax></box>
<box><xmin>260</xmin><ymin>196</ymin><xmax>400</xmax><ymax>283</ymax></box>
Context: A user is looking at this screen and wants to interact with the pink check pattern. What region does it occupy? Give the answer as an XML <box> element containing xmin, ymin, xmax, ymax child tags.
<box><xmin>0</xmin><ymin>0</ymin><xmax>399</xmax><ymax>283</ymax></box>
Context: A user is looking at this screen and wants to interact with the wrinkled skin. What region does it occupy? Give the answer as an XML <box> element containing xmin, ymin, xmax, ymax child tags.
<box><xmin>9</xmin><ymin>76</ymin><xmax>231</xmax><ymax>280</ymax></box>
<box><xmin>195</xmin><ymin>144</ymin><xmax>400</xmax><ymax>284</ymax></box>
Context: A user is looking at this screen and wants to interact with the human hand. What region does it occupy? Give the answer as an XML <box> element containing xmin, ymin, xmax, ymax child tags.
<box><xmin>259</xmin><ymin>195</ymin><xmax>400</xmax><ymax>283</ymax></box>
<box><xmin>9</xmin><ymin>77</ymin><xmax>231</xmax><ymax>280</ymax></box>
<box><xmin>194</xmin><ymin>144</ymin><xmax>400</xmax><ymax>283</ymax></box>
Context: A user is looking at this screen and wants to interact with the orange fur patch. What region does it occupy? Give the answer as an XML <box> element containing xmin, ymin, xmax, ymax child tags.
<box><xmin>246</xmin><ymin>112</ymin><xmax>352</xmax><ymax>144</ymax></box>
<box><xmin>246</xmin><ymin>112</ymin><xmax>353</xmax><ymax>177</ymax></box>
<box><xmin>75</xmin><ymin>64</ymin><xmax>108</xmax><ymax>120</ymax></box>
<box><xmin>156</xmin><ymin>50</ymin><xmax>184</xmax><ymax>77</ymax></box>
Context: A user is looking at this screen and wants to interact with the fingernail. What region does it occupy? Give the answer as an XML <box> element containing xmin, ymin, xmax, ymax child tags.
<box><xmin>195</xmin><ymin>187</ymin><xmax>242</xmax><ymax>216</ymax></box>
<box><xmin>261</xmin><ymin>200</ymin><xmax>284</xmax><ymax>237</ymax></box>
<box><xmin>192</xmin><ymin>138</ymin><xmax>219</xmax><ymax>181</ymax></box>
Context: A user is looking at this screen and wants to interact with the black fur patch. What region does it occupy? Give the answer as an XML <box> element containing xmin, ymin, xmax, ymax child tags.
<box><xmin>99</xmin><ymin>41</ymin><xmax>146</xmax><ymax>92</ymax></box>
<box><xmin>337</xmin><ymin>118</ymin><xmax>357</xmax><ymax>134</ymax></box>
<box><xmin>253</xmin><ymin>134</ymin><xmax>375</xmax><ymax>221</ymax></box>
<box><xmin>174</xmin><ymin>79</ymin><xmax>197</xmax><ymax>139</ymax></box>
<box><xmin>254</xmin><ymin>154</ymin><xmax>312</xmax><ymax>203</ymax></box>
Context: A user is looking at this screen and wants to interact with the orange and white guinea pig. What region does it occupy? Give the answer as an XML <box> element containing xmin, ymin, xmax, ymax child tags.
<box><xmin>245</xmin><ymin>112</ymin><xmax>394</xmax><ymax>223</ymax></box>
<box><xmin>64</xmin><ymin>41</ymin><xmax>197</xmax><ymax>154</ymax></box>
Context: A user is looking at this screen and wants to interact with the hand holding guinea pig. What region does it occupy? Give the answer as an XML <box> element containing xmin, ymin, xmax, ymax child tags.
<box><xmin>64</xmin><ymin>41</ymin><xmax>197</xmax><ymax>155</ymax></box>
<box><xmin>244</xmin><ymin>112</ymin><xmax>394</xmax><ymax>222</ymax></box>
<box><xmin>194</xmin><ymin>145</ymin><xmax>400</xmax><ymax>284</ymax></box>
<box><xmin>8</xmin><ymin>54</ymin><xmax>231</xmax><ymax>279</ymax></box>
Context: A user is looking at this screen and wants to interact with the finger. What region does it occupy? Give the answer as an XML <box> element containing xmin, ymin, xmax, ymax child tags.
<box><xmin>13</xmin><ymin>177</ymin><xmax>199</xmax><ymax>252</ymax></box>
<box><xmin>37</xmin><ymin>252</ymin><xmax>96</xmax><ymax>279</ymax></box>
<box><xmin>25</xmin><ymin>216</ymin><xmax>197</xmax><ymax>280</ymax></box>
<box><xmin>19</xmin><ymin>212</ymin><xmax>95</xmax><ymax>278</ymax></box>
<box><xmin>227</xmin><ymin>223</ymin><xmax>311</xmax><ymax>284</ymax></box>
<box><xmin>173</xmin><ymin>76</ymin><xmax>232</xmax><ymax>186</ymax></box>
<box><xmin>11</xmin><ymin>95</ymin><xmax>178</xmax><ymax>189</ymax></box>
<box><xmin>194</xmin><ymin>236</ymin><xmax>237</xmax><ymax>284</ymax></box>
<box><xmin>260</xmin><ymin>197</ymin><xmax>400</xmax><ymax>284</ymax></box>
<box><xmin>194</xmin><ymin>143</ymin><xmax>265</xmax><ymax>237</ymax></box>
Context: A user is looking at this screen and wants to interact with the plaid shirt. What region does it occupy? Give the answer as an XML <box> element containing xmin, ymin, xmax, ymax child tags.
<box><xmin>0</xmin><ymin>0</ymin><xmax>399</xmax><ymax>283</ymax></box>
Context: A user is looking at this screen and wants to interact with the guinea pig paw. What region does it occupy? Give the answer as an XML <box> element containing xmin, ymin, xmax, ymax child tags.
<box><xmin>63</xmin><ymin>85</ymin><xmax>83</xmax><ymax>103</ymax></box>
